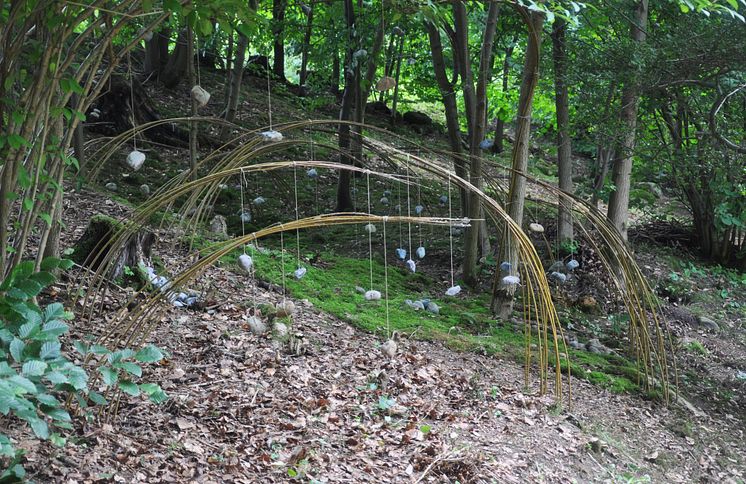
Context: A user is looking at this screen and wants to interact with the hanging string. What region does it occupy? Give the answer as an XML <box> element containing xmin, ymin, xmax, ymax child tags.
<box><xmin>195</xmin><ymin>34</ymin><xmax>201</xmax><ymax>86</ymax></box>
<box><xmin>397</xmin><ymin>173</ymin><xmax>403</xmax><ymax>250</ymax></box>
<box><xmin>293</xmin><ymin>162</ymin><xmax>302</xmax><ymax>269</ymax></box>
<box><xmin>417</xmin><ymin>166</ymin><xmax>423</xmax><ymax>247</ymax></box>
<box><xmin>127</xmin><ymin>51</ymin><xmax>137</xmax><ymax>150</ymax></box>
<box><xmin>448</xmin><ymin>175</ymin><xmax>455</xmax><ymax>288</ymax></box>
<box><xmin>367</xmin><ymin>170</ymin><xmax>374</xmax><ymax>290</ymax></box>
<box><xmin>266</xmin><ymin>52</ymin><xmax>273</xmax><ymax>130</ymax></box>
<box><xmin>382</xmin><ymin>216</ymin><xmax>391</xmax><ymax>338</ymax></box>
<box><xmin>280</xmin><ymin>227</ymin><xmax>286</xmax><ymax>301</ymax></box>
<box><xmin>240</xmin><ymin>168</ymin><xmax>247</xmax><ymax>254</ymax></box>
<box><xmin>405</xmin><ymin>157</ymin><xmax>413</xmax><ymax>259</ymax></box>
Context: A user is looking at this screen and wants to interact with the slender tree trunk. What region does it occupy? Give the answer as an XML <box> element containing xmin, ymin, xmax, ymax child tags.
<box><xmin>607</xmin><ymin>0</ymin><xmax>648</xmax><ymax>240</ymax></box>
<box><xmin>453</xmin><ymin>1</ymin><xmax>476</xmax><ymax>140</ymax></box>
<box><xmin>187</xmin><ymin>27</ymin><xmax>198</xmax><ymax>180</ymax></box>
<box><xmin>299</xmin><ymin>5</ymin><xmax>314</xmax><ymax>94</ymax></box>
<box><xmin>272</xmin><ymin>0</ymin><xmax>287</xmax><ymax>80</ymax></box>
<box><xmin>144</xmin><ymin>28</ymin><xmax>171</xmax><ymax>79</ymax></box>
<box><xmin>552</xmin><ymin>18</ymin><xmax>573</xmax><ymax>245</ymax></box>
<box><xmin>492</xmin><ymin>41</ymin><xmax>515</xmax><ymax>154</ymax></box>
<box><xmin>220</xmin><ymin>33</ymin><xmax>248</xmax><ymax>139</ymax></box>
<box><xmin>463</xmin><ymin>1</ymin><xmax>500</xmax><ymax>287</ymax></box>
<box><xmin>425</xmin><ymin>21</ymin><xmax>466</xmax><ymax>182</ymax></box>
<box><xmin>492</xmin><ymin>9</ymin><xmax>544</xmax><ymax>317</ymax></box>
<box><xmin>331</xmin><ymin>48</ymin><xmax>340</xmax><ymax>96</ymax></box>
<box><xmin>161</xmin><ymin>28</ymin><xmax>190</xmax><ymax>88</ymax></box>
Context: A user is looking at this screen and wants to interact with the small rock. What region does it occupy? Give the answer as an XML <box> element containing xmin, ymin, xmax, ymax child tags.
<box><xmin>247</xmin><ymin>316</ymin><xmax>267</xmax><ymax>335</ymax></box>
<box><xmin>697</xmin><ymin>316</ymin><xmax>719</xmax><ymax>332</ymax></box>
<box><xmin>426</xmin><ymin>302</ymin><xmax>440</xmax><ymax>314</ymax></box>
<box><xmin>273</xmin><ymin>322</ymin><xmax>289</xmax><ymax>339</ymax></box>
<box><xmin>380</xmin><ymin>339</ymin><xmax>397</xmax><ymax>358</ymax></box>
<box><xmin>210</xmin><ymin>215</ymin><xmax>228</xmax><ymax>236</ymax></box>
<box><xmin>275</xmin><ymin>300</ymin><xmax>296</xmax><ymax>317</ymax></box>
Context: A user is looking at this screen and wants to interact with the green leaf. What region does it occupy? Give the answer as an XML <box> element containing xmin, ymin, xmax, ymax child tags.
<box><xmin>40</xmin><ymin>320</ymin><xmax>69</xmax><ymax>338</ymax></box>
<box><xmin>73</xmin><ymin>340</ymin><xmax>89</xmax><ymax>355</ymax></box>
<box><xmin>117</xmin><ymin>362</ymin><xmax>142</xmax><ymax>377</ymax></box>
<box><xmin>140</xmin><ymin>383</ymin><xmax>167</xmax><ymax>403</ymax></box>
<box><xmin>40</xmin><ymin>257</ymin><xmax>62</xmax><ymax>271</ymax></box>
<box><xmin>40</xmin><ymin>341</ymin><xmax>61</xmax><ymax>360</ymax></box>
<box><xmin>42</xmin><ymin>407</ymin><xmax>71</xmax><ymax>422</ymax></box>
<box><xmin>118</xmin><ymin>380</ymin><xmax>140</xmax><ymax>396</ymax></box>
<box><xmin>42</xmin><ymin>303</ymin><xmax>66</xmax><ymax>322</ymax></box>
<box><xmin>35</xmin><ymin>393</ymin><xmax>60</xmax><ymax>406</ymax></box>
<box><xmin>50</xmin><ymin>433</ymin><xmax>67</xmax><ymax>447</ymax></box>
<box><xmin>44</xmin><ymin>371</ymin><xmax>68</xmax><ymax>385</ymax></box>
<box><xmin>8</xmin><ymin>375</ymin><xmax>37</xmax><ymax>394</ymax></box>
<box><xmin>134</xmin><ymin>345</ymin><xmax>163</xmax><ymax>363</ymax></box>
<box><xmin>9</xmin><ymin>339</ymin><xmax>25</xmax><ymax>363</ymax></box>
<box><xmin>22</xmin><ymin>361</ymin><xmax>47</xmax><ymax>377</ymax></box>
<box><xmin>28</xmin><ymin>418</ymin><xmax>49</xmax><ymax>439</ymax></box>
<box><xmin>98</xmin><ymin>367</ymin><xmax>118</xmax><ymax>386</ymax></box>
<box><xmin>87</xmin><ymin>391</ymin><xmax>107</xmax><ymax>405</ymax></box>
<box><xmin>18</xmin><ymin>321</ymin><xmax>39</xmax><ymax>339</ymax></box>
<box><xmin>16</xmin><ymin>279</ymin><xmax>42</xmax><ymax>297</ymax></box>
<box><xmin>29</xmin><ymin>271</ymin><xmax>55</xmax><ymax>288</ymax></box>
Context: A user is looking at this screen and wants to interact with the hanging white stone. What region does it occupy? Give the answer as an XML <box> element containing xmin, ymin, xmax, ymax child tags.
<box><xmin>550</xmin><ymin>271</ymin><xmax>567</xmax><ymax>283</ymax></box>
<box><xmin>89</xmin><ymin>108</ymin><xmax>101</xmax><ymax>119</ymax></box>
<box><xmin>499</xmin><ymin>261</ymin><xmax>511</xmax><ymax>272</ymax></box>
<box><xmin>502</xmin><ymin>275</ymin><xmax>520</xmax><ymax>286</ymax></box>
<box><xmin>416</xmin><ymin>246</ymin><xmax>425</xmax><ymax>259</ymax></box>
<box><xmin>260</xmin><ymin>130</ymin><xmax>283</xmax><ymax>142</ymax></box>
<box><xmin>566</xmin><ymin>259</ymin><xmax>580</xmax><ymax>271</ymax></box>
<box><xmin>126</xmin><ymin>150</ymin><xmax>146</xmax><ymax>171</ymax></box>
<box><xmin>275</xmin><ymin>300</ymin><xmax>295</xmax><ymax>317</ymax></box>
<box><xmin>406</xmin><ymin>259</ymin><xmax>416</xmax><ymax>273</ymax></box>
<box><xmin>365</xmin><ymin>223</ymin><xmax>377</xmax><ymax>233</ymax></box>
<box><xmin>439</xmin><ymin>195</ymin><xmax>448</xmax><ymax>206</ymax></box>
<box><xmin>396</xmin><ymin>248</ymin><xmax>406</xmax><ymax>260</ymax></box>
<box><xmin>190</xmin><ymin>85</ymin><xmax>211</xmax><ymax>107</ymax></box>
<box><xmin>140</xmin><ymin>184</ymin><xmax>150</xmax><ymax>196</ymax></box>
<box><xmin>240</xmin><ymin>211</ymin><xmax>252</xmax><ymax>223</ymax></box>
<box><xmin>414</xmin><ymin>205</ymin><xmax>424</xmax><ymax>215</ymax></box>
<box><xmin>446</xmin><ymin>285</ymin><xmax>462</xmax><ymax>296</ymax></box>
<box><xmin>143</xmin><ymin>30</ymin><xmax>153</xmax><ymax>42</ymax></box>
<box><xmin>383</xmin><ymin>190</ymin><xmax>392</xmax><ymax>197</ymax></box>
<box><xmin>294</xmin><ymin>267</ymin><xmax>307</xmax><ymax>280</ymax></box>
<box><xmin>529</xmin><ymin>222</ymin><xmax>545</xmax><ymax>233</ymax></box>
<box><xmin>253</xmin><ymin>196</ymin><xmax>266</xmax><ymax>206</ymax></box>
<box><xmin>380</xmin><ymin>196</ymin><xmax>389</xmax><ymax>205</ymax></box>
<box><xmin>238</xmin><ymin>254</ymin><xmax>254</xmax><ymax>273</ymax></box>
<box><xmin>380</xmin><ymin>339</ymin><xmax>397</xmax><ymax>358</ymax></box>
<box><xmin>307</xmin><ymin>168</ymin><xmax>318</xmax><ymax>179</ymax></box>
<box><xmin>247</xmin><ymin>316</ymin><xmax>267</xmax><ymax>335</ymax></box>
<box><xmin>364</xmin><ymin>290</ymin><xmax>381</xmax><ymax>301</ymax></box>
<box><xmin>301</xmin><ymin>3</ymin><xmax>312</xmax><ymax>15</ymax></box>
<box><xmin>479</xmin><ymin>139</ymin><xmax>494</xmax><ymax>150</ymax></box>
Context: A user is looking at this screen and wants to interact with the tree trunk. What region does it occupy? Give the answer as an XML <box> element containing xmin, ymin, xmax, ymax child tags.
<box><xmin>492</xmin><ymin>40</ymin><xmax>516</xmax><ymax>154</ymax></box>
<box><xmin>463</xmin><ymin>1</ymin><xmax>500</xmax><ymax>287</ymax></box>
<box><xmin>272</xmin><ymin>0</ymin><xmax>287</xmax><ymax>81</ymax></box>
<box><xmin>425</xmin><ymin>21</ymin><xmax>466</xmax><ymax>182</ymax></box>
<box><xmin>492</xmin><ymin>9</ymin><xmax>544</xmax><ymax>317</ymax></box>
<box><xmin>144</xmin><ymin>28</ymin><xmax>171</xmax><ymax>79</ymax></box>
<box><xmin>453</xmin><ymin>1</ymin><xmax>476</xmax><ymax>141</ymax></box>
<box><xmin>299</xmin><ymin>5</ymin><xmax>314</xmax><ymax>95</ymax></box>
<box><xmin>335</xmin><ymin>0</ymin><xmax>357</xmax><ymax>211</ymax></box>
<box><xmin>607</xmin><ymin>0</ymin><xmax>648</xmax><ymax>241</ymax></box>
<box><xmin>161</xmin><ymin>29</ymin><xmax>190</xmax><ymax>89</ymax></box>
<box><xmin>187</xmin><ymin>27</ymin><xmax>198</xmax><ymax>180</ymax></box>
<box><xmin>331</xmin><ymin>48</ymin><xmax>341</xmax><ymax>96</ymax></box>
<box><xmin>220</xmin><ymin>33</ymin><xmax>248</xmax><ymax>139</ymax></box>
<box><xmin>552</xmin><ymin>17</ymin><xmax>574</xmax><ymax>245</ymax></box>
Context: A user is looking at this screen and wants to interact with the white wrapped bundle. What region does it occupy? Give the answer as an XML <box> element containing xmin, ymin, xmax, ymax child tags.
<box><xmin>191</xmin><ymin>85</ymin><xmax>211</xmax><ymax>107</ymax></box>
<box><xmin>364</xmin><ymin>290</ymin><xmax>381</xmax><ymax>301</ymax></box>
<box><xmin>406</xmin><ymin>259</ymin><xmax>416</xmax><ymax>273</ymax></box>
<box><xmin>416</xmin><ymin>246</ymin><xmax>425</xmax><ymax>259</ymax></box>
<box><xmin>294</xmin><ymin>267</ymin><xmax>307</xmax><ymax>280</ymax></box>
<box><xmin>238</xmin><ymin>254</ymin><xmax>254</xmax><ymax>273</ymax></box>
<box><xmin>445</xmin><ymin>285</ymin><xmax>461</xmax><ymax>296</ymax></box>
<box><xmin>126</xmin><ymin>150</ymin><xmax>146</xmax><ymax>171</ymax></box>
<box><xmin>260</xmin><ymin>130</ymin><xmax>283</xmax><ymax>142</ymax></box>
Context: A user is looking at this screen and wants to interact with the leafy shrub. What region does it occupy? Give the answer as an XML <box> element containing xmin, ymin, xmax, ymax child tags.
<box><xmin>0</xmin><ymin>258</ymin><xmax>166</xmax><ymax>480</ymax></box>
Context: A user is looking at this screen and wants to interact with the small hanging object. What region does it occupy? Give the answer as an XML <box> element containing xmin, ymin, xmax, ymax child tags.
<box><xmin>247</xmin><ymin>316</ymin><xmax>267</xmax><ymax>335</ymax></box>
<box><xmin>479</xmin><ymin>139</ymin><xmax>494</xmax><ymax>150</ymax></box>
<box><xmin>307</xmin><ymin>168</ymin><xmax>318</xmax><ymax>179</ymax></box>
<box><xmin>396</xmin><ymin>248</ymin><xmax>406</xmax><ymax>260</ymax></box>
<box><xmin>365</xmin><ymin>223</ymin><xmax>377</xmax><ymax>233</ymax></box>
<box><xmin>89</xmin><ymin>108</ymin><xmax>101</xmax><ymax>119</ymax></box>
<box><xmin>550</xmin><ymin>271</ymin><xmax>567</xmax><ymax>283</ymax></box>
<box><xmin>416</xmin><ymin>246</ymin><xmax>426</xmax><ymax>259</ymax></box>
<box><xmin>414</xmin><ymin>205</ymin><xmax>424</xmax><ymax>215</ymax></box>
<box><xmin>365</xmin><ymin>289</ymin><xmax>382</xmax><ymax>301</ymax></box>
<box><xmin>190</xmin><ymin>85</ymin><xmax>211</xmax><ymax>107</ymax></box>
<box><xmin>566</xmin><ymin>259</ymin><xmax>580</xmax><ymax>271</ymax></box>
<box><xmin>499</xmin><ymin>261</ymin><xmax>511</xmax><ymax>272</ymax></box>
<box><xmin>439</xmin><ymin>194</ymin><xmax>448</xmax><ymax>206</ymax></box>
<box><xmin>445</xmin><ymin>285</ymin><xmax>462</xmax><ymax>296</ymax></box>
<box><xmin>140</xmin><ymin>184</ymin><xmax>150</xmax><ymax>196</ymax></box>
<box><xmin>407</xmin><ymin>58</ymin><xmax>416</xmax><ymax>66</ymax></box>
<box><xmin>275</xmin><ymin>300</ymin><xmax>296</xmax><ymax>317</ymax></box>
<box><xmin>240</xmin><ymin>211</ymin><xmax>252</xmax><ymax>223</ymax></box>
<box><xmin>392</xmin><ymin>26</ymin><xmax>405</xmax><ymax>36</ymax></box>
<box><xmin>450</xmin><ymin>227</ymin><xmax>463</xmax><ymax>236</ymax></box>
<box><xmin>502</xmin><ymin>275</ymin><xmax>520</xmax><ymax>286</ymax></box>
<box><xmin>300</xmin><ymin>3</ymin><xmax>312</xmax><ymax>15</ymax></box>
<box><xmin>353</xmin><ymin>49</ymin><xmax>368</xmax><ymax>60</ymax></box>
<box><xmin>394</xmin><ymin>204</ymin><xmax>401</xmax><ymax>213</ymax></box>
<box><xmin>375</xmin><ymin>76</ymin><xmax>397</xmax><ymax>92</ymax></box>
<box><xmin>238</xmin><ymin>254</ymin><xmax>254</xmax><ymax>273</ymax></box>
<box><xmin>126</xmin><ymin>150</ymin><xmax>146</xmax><ymax>171</ymax></box>
<box><xmin>381</xmin><ymin>339</ymin><xmax>397</xmax><ymax>358</ymax></box>
<box><xmin>253</xmin><ymin>196</ymin><xmax>266</xmax><ymax>206</ymax></box>
<box><xmin>294</xmin><ymin>267</ymin><xmax>307</xmax><ymax>280</ymax></box>
<box><xmin>406</xmin><ymin>259</ymin><xmax>416</xmax><ymax>273</ymax></box>
<box><xmin>529</xmin><ymin>222</ymin><xmax>545</xmax><ymax>233</ymax></box>
<box><xmin>380</xmin><ymin>196</ymin><xmax>389</xmax><ymax>206</ymax></box>
<box><xmin>383</xmin><ymin>189</ymin><xmax>392</xmax><ymax>197</ymax></box>
<box><xmin>260</xmin><ymin>130</ymin><xmax>283</xmax><ymax>142</ymax></box>
<box><xmin>105</xmin><ymin>182</ymin><xmax>118</xmax><ymax>192</ymax></box>
<box><xmin>143</xmin><ymin>30</ymin><xmax>154</xmax><ymax>42</ymax></box>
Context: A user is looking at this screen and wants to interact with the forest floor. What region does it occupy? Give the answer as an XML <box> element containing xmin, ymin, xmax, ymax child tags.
<box><xmin>10</xmin><ymin>69</ymin><xmax>746</xmax><ymax>482</ymax></box>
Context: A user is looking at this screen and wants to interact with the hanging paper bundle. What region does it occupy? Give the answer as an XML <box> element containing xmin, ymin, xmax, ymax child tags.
<box><xmin>396</xmin><ymin>248</ymin><xmax>406</xmax><ymax>260</ymax></box>
<box><xmin>294</xmin><ymin>267</ymin><xmax>307</xmax><ymax>280</ymax></box>
<box><xmin>140</xmin><ymin>184</ymin><xmax>150</xmax><ymax>196</ymax></box>
<box><xmin>445</xmin><ymin>285</ymin><xmax>462</xmax><ymax>296</ymax></box>
<box><xmin>416</xmin><ymin>246</ymin><xmax>426</xmax><ymax>259</ymax></box>
<box><xmin>301</xmin><ymin>3</ymin><xmax>312</xmax><ymax>15</ymax></box>
<box><xmin>406</xmin><ymin>259</ymin><xmax>416</xmax><ymax>273</ymax></box>
<box><xmin>307</xmin><ymin>168</ymin><xmax>318</xmax><ymax>179</ymax></box>
<box><xmin>143</xmin><ymin>30</ymin><xmax>154</xmax><ymax>42</ymax></box>
<box><xmin>380</xmin><ymin>196</ymin><xmax>389</xmax><ymax>205</ymax></box>
<box><xmin>529</xmin><ymin>222</ymin><xmax>545</xmax><ymax>233</ymax></box>
<box><xmin>364</xmin><ymin>289</ymin><xmax>382</xmax><ymax>301</ymax></box>
<box><xmin>439</xmin><ymin>195</ymin><xmax>448</xmax><ymax>206</ymax></box>
<box><xmin>566</xmin><ymin>259</ymin><xmax>580</xmax><ymax>271</ymax></box>
<box><xmin>381</xmin><ymin>339</ymin><xmax>397</xmax><ymax>358</ymax></box>
<box><xmin>499</xmin><ymin>261</ymin><xmax>511</xmax><ymax>272</ymax></box>
<box><xmin>260</xmin><ymin>130</ymin><xmax>283</xmax><ymax>142</ymax></box>
<box><xmin>238</xmin><ymin>254</ymin><xmax>254</xmax><ymax>273</ymax></box>
<box><xmin>240</xmin><ymin>211</ymin><xmax>252</xmax><ymax>223</ymax></box>
<box><xmin>190</xmin><ymin>85</ymin><xmax>211</xmax><ymax>107</ymax></box>
<box><xmin>502</xmin><ymin>275</ymin><xmax>520</xmax><ymax>286</ymax></box>
<box><xmin>365</xmin><ymin>223</ymin><xmax>377</xmax><ymax>233</ymax></box>
<box><xmin>479</xmin><ymin>139</ymin><xmax>494</xmax><ymax>150</ymax></box>
<box><xmin>375</xmin><ymin>76</ymin><xmax>397</xmax><ymax>92</ymax></box>
<box><xmin>414</xmin><ymin>205</ymin><xmax>424</xmax><ymax>215</ymax></box>
<box><xmin>126</xmin><ymin>150</ymin><xmax>146</xmax><ymax>171</ymax></box>
<box><xmin>383</xmin><ymin>190</ymin><xmax>392</xmax><ymax>197</ymax></box>
<box><xmin>253</xmin><ymin>196</ymin><xmax>266</xmax><ymax>206</ymax></box>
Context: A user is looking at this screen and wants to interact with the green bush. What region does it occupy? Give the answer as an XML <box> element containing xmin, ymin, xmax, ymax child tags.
<box><xmin>0</xmin><ymin>258</ymin><xmax>167</xmax><ymax>481</ymax></box>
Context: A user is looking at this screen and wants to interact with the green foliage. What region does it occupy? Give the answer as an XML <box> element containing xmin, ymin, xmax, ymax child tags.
<box><xmin>0</xmin><ymin>259</ymin><xmax>167</xmax><ymax>476</ymax></box>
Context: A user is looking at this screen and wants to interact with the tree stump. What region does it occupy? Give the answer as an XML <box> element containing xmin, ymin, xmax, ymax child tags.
<box><xmin>71</xmin><ymin>215</ymin><xmax>155</xmax><ymax>281</ymax></box>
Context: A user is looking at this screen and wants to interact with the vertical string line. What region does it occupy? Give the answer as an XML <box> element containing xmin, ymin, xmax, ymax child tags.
<box><xmin>240</xmin><ymin>168</ymin><xmax>247</xmax><ymax>254</ymax></box>
<box><xmin>266</xmin><ymin>52</ymin><xmax>273</xmax><ymax>130</ymax></box>
<box><xmin>405</xmin><ymin>157</ymin><xmax>412</xmax><ymax>258</ymax></box>
<box><xmin>280</xmin><ymin>227</ymin><xmax>286</xmax><ymax>301</ymax></box>
<box><xmin>293</xmin><ymin>162</ymin><xmax>301</xmax><ymax>268</ymax></box>
<box><xmin>367</xmin><ymin>170</ymin><xmax>374</xmax><ymax>290</ymax></box>
<box><xmin>127</xmin><ymin>51</ymin><xmax>136</xmax><ymax>150</ymax></box>
<box><xmin>383</xmin><ymin>216</ymin><xmax>390</xmax><ymax>338</ymax></box>
<box><xmin>448</xmin><ymin>175</ymin><xmax>454</xmax><ymax>288</ymax></box>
